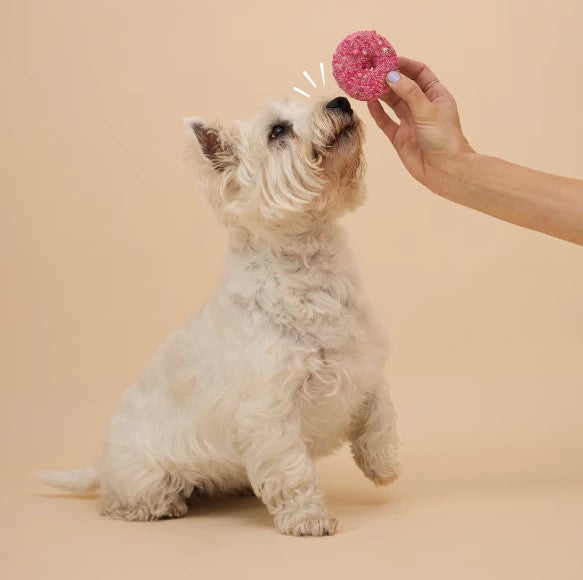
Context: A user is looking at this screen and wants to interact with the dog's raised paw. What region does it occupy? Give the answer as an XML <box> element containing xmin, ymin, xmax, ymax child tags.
<box><xmin>370</xmin><ymin>471</ymin><xmax>399</xmax><ymax>487</ymax></box>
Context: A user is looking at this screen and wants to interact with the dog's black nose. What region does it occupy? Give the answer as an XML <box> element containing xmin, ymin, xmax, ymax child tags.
<box><xmin>326</xmin><ymin>96</ymin><xmax>353</xmax><ymax>115</ymax></box>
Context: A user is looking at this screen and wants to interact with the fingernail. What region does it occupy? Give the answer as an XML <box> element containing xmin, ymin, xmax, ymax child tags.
<box><xmin>386</xmin><ymin>71</ymin><xmax>401</xmax><ymax>84</ymax></box>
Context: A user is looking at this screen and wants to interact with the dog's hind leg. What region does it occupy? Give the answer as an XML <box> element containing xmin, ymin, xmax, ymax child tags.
<box><xmin>99</xmin><ymin>454</ymin><xmax>192</xmax><ymax>521</ymax></box>
<box><xmin>348</xmin><ymin>386</ymin><xmax>400</xmax><ymax>486</ymax></box>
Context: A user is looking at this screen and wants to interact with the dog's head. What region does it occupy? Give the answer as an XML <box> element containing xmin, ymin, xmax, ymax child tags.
<box><xmin>185</xmin><ymin>96</ymin><xmax>365</xmax><ymax>238</ymax></box>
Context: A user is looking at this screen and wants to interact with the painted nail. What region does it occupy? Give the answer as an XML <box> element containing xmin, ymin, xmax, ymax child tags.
<box><xmin>386</xmin><ymin>71</ymin><xmax>401</xmax><ymax>84</ymax></box>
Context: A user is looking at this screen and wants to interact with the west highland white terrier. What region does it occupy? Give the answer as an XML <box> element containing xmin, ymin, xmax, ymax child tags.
<box><xmin>39</xmin><ymin>96</ymin><xmax>399</xmax><ymax>536</ymax></box>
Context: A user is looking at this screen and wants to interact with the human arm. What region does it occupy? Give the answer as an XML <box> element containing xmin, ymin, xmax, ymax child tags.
<box><xmin>367</xmin><ymin>57</ymin><xmax>583</xmax><ymax>245</ymax></box>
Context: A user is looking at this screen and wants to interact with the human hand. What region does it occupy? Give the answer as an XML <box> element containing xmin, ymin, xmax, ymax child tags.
<box><xmin>367</xmin><ymin>57</ymin><xmax>474</xmax><ymax>195</ymax></box>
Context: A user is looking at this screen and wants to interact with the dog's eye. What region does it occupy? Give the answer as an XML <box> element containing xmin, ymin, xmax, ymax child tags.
<box><xmin>269</xmin><ymin>124</ymin><xmax>288</xmax><ymax>140</ymax></box>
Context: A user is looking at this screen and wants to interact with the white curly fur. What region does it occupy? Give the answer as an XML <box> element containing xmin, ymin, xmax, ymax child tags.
<box><xmin>39</xmin><ymin>97</ymin><xmax>399</xmax><ymax>536</ymax></box>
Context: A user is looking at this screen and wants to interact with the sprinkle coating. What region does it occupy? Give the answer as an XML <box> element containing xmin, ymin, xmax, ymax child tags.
<box><xmin>332</xmin><ymin>30</ymin><xmax>398</xmax><ymax>101</ymax></box>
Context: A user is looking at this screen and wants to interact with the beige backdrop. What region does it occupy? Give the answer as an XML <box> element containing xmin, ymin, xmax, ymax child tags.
<box><xmin>1</xmin><ymin>0</ymin><xmax>582</xmax><ymax>578</ymax></box>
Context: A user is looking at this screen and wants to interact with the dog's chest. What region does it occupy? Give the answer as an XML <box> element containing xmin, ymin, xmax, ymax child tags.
<box><xmin>222</xmin><ymin>246</ymin><xmax>385</xmax><ymax>455</ymax></box>
<box><xmin>228</xmin><ymin>248</ymin><xmax>380</xmax><ymax>393</ymax></box>
<box><xmin>234</xmin><ymin>251</ymin><xmax>367</xmax><ymax>347</ymax></box>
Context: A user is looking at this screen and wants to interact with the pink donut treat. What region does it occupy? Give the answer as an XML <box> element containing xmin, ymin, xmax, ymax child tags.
<box><xmin>332</xmin><ymin>30</ymin><xmax>399</xmax><ymax>101</ymax></box>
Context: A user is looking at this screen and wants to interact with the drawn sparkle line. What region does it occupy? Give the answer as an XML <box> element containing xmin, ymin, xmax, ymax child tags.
<box><xmin>293</xmin><ymin>87</ymin><xmax>311</xmax><ymax>98</ymax></box>
<box><xmin>303</xmin><ymin>71</ymin><xmax>317</xmax><ymax>88</ymax></box>
<box><xmin>320</xmin><ymin>62</ymin><xmax>325</xmax><ymax>87</ymax></box>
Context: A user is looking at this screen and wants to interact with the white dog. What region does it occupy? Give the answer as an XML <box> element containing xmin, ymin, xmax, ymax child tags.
<box><xmin>39</xmin><ymin>95</ymin><xmax>399</xmax><ymax>536</ymax></box>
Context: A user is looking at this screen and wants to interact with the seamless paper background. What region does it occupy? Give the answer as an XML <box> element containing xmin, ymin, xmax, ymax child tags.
<box><xmin>1</xmin><ymin>1</ymin><xmax>582</xmax><ymax>578</ymax></box>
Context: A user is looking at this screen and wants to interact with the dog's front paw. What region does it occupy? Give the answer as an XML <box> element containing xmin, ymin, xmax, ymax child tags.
<box><xmin>352</xmin><ymin>441</ymin><xmax>400</xmax><ymax>488</ymax></box>
<box><xmin>275</xmin><ymin>509</ymin><xmax>338</xmax><ymax>537</ymax></box>
<box><xmin>357</xmin><ymin>454</ymin><xmax>400</xmax><ymax>487</ymax></box>
<box><xmin>368</xmin><ymin>469</ymin><xmax>399</xmax><ymax>487</ymax></box>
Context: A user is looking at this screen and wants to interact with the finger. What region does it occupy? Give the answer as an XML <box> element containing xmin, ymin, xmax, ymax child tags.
<box><xmin>384</xmin><ymin>71</ymin><xmax>432</xmax><ymax>118</ymax></box>
<box><xmin>396</xmin><ymin>57</ymin><xmax>438</xmax><ymax>88</ymax></box>
<box><xmin>381</xmin><ymin>86</ymin><xmax>403</xmax><ymax>109</ymax></box>
<box><xmin>383</xmin><ymin>57</ymin><xmax>449</xmax><ymax>104</ymax></box>
<box><xmin>390</xmin><ymin>98</ymin><xmax>410</xmax><ymax>121</ymax></box>
<box><xmin>380</xmin><ymin>92</ymin><xmax>411</xmax><ymax>122</ymax></box>
<box><xmin>367</xmin><ymin>100</ymin><xmax>399</xmax><ymax>142</ymax></box>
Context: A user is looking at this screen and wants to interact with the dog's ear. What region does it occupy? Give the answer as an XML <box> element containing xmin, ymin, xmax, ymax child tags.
<box><xmin>184</xmin><ymin>117</ymin><xmax>236</xmax><ymax>172</ymax></box>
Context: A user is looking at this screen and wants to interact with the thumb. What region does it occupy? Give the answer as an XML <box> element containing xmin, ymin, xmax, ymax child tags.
<box><xmin>385</xmin><ymin>70</ymin><xmax>432</xmax><ymax>118</ymax></box>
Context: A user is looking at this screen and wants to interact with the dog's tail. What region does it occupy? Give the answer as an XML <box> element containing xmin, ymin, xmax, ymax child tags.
<box><xmin>37</xmin><ymin>466</ymin><xmax>99</xmax><ymax>493</ymax></box>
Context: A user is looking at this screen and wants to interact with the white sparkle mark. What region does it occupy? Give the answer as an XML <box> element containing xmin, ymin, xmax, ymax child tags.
<box><xmin>320</xmin><ymin>62</ymin><xmax>325</xmax><ymax>88</ymax></box>
<box><xmin>293</xmin><ymin>87</ymin><xmax>311</xmax><ymax>98</ymax></box>
<box><xmin>303</xmin><ymin>70</ymin><xmax>317</xmax><ymax>88</ymax></box>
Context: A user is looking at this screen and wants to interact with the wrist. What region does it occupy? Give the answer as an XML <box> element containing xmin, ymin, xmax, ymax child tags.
<box><xmin>425</xmin><ymin>148</ymin><xmax>480</xmax><ymax>199</ymax></box>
